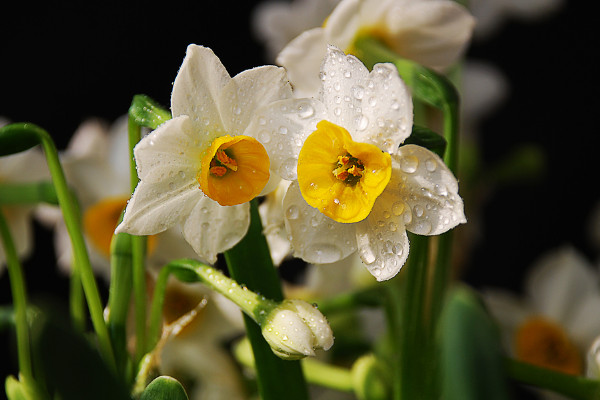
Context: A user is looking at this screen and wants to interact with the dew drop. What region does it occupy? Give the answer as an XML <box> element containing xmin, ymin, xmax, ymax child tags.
<box><xmin>298</xmin><ymin>103</ymin><xmax>315</xmax><ymax>119</ymax></box>
<box><xmin>414</xmin><ymin>205</ymin><xmax>424</xmax><ymax>217</ymax></box>
<box><xmin>352</xmin><ymin>85</ymin><xmax>364</xmax><ymax>99</ymax></box>
<box><xmin>425</xmin><ymin>158</ymin><xmax>437</xmax><ymax>172</ymax></box>
<box><xmin>357</xmin><ymin>115</ymin><xmax>369</xmax><ymax>131</ymax></box>
<box><xmin>286</xmin><ymin>205</ymin><xmax>300</xmax><ymax>220</ymax></box>
<box><xmin>258</xmin><ymin>130</ymin><xmax>271</xmax><ymax>143</ymax></box>
<box><xmin>392</xmin><ymin>202</ymin><xmax>405</xmax><ymax>216</ymax></box>
<box><xmin>400</xmin><ymin>155</ymin><xmax>419</xmax><ymax>173</ymax></box>
<box><xmin>307</xmin><ymin>243</ymin><xmax>342</xmax><ymax>264</ymax></box>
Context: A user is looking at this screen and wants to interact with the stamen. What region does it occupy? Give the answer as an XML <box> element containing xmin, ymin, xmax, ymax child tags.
<box><xmin>333</xmin><ymin>153</ymin><xmax>365</xmax><ymax>185</ymax></box>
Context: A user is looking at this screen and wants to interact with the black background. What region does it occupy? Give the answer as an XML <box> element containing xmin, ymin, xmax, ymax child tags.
<box><xmin>0</xmin><ymin>1</ymin><xmax>598</xmax><ymax>398</ymax></box>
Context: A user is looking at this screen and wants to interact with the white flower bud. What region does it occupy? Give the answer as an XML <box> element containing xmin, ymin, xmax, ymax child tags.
<box><xmin>260</xmin><ymin>299</ymin><xmax>334</xmax><ymax>360</ymax></box>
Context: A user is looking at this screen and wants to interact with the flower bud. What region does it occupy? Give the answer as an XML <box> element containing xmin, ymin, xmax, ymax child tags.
<box><xmin>260</xmin><ymin>299</ymin><xmax>334</xmax><ymax>360</ymax></box>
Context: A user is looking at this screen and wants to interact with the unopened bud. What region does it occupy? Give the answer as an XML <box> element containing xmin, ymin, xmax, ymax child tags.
<box><xmin>260</xmin><ymin>299</ymin><xmax>334</xmax><ymax>360</ymax></box>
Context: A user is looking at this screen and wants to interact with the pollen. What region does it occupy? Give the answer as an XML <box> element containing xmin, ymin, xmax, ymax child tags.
<box><xmin>198</xmin><ymin>135</ymin><xmax>270</xmax><ymax>206</ymax></box>
<box><xmin>83</xmin><ymin>196</ymin><xmax>157</xmax><ymax>258</ymax></box>
<box><xmin>514</xmin><ymin>316</ymin><xmax>582</xmax><ymax>375</ymax></box>
<box><xmin>297</xmin><ymin>120</ymin><xmax>391</xmax><ymax>223</ymax></box>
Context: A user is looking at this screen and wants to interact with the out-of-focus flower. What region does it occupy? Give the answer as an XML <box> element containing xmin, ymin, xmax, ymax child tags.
<box><xmin>154</xmin><ymin>279</ymin><xmax>247</xmax><ymax>400</ymax></box>
<box><xmin>277</xmin><ymin>0</ymin><xmax>475</xmax><ymax>96</ymax></box>
<box><xmin>252</xmin><ymin>0</ymin><xmax>340</xmax><ymax>61</ymax></box>
<box><xmin>36</xmin><ymin>118</ymin><xmax>197</xmax><ymax>280</ymax></box>
<box><xmin>0</xmin><ymin>154</ymin><xmax>49</xmax><ymax>271</ymax></box>
<box><xmin>586</xmin><ymin>336</ymin><xmax>600</xmax><ymax>379</ymax></box>
<box><xmin>116</xmin><ymin>44</ymin><xmax>292</xmax><ymax>263</ymax></box>
<box><xmin>483</xmin><ymin>247</ymin><xmax>600</xmax><ymax>378</ymax></box>
<box><xmin>261</xmin><ymin>299</ymin><xmax>334</xmax><ymax>360</ymax></box>
<box><xmin>251</xmin><ymin>46</ymin><xmax>465</xmax><ymax>281</ymax></box>
<box><xmin>259</xmin><ymin>179</ymin><xmax>292</xmax><ymax>266</ymax></box>
<box><xmin>1</xmin><ymin>118</ymin><xmax>49</xmax><ymax>272</ymax></box>
<box><xmin>469</xmin><ymin>0</ymin><xmax>564</xmax><ymax>39</ymax></box>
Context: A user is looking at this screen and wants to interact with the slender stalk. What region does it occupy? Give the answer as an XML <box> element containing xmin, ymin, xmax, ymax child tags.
<box><xmin>127</xmin><ymin>115</ymin><xmax>148</xmax><ymax>363</ymax></box>
<box><xmin>506</xmin><ymin>359</ymin><xmax>600</xmax><ymax>400</ymax></box>
<box><xmin>0</xmin><ymin>209</ymin><xmax>32</xmax><ymax>380</ymax></box>
<box><xmin>69</xmin><ymin>264</ymin><xmax>86</xmax><ymax>332</ymax></box>
<box><xmin>224</xmin><ymin>199</ymin><xmax>309</xmax><ymax>400</ymax></box>
<box><xmin>3</xmin><ymin>123</ymin><xmax>116</xmax><ymax>371</ymax></box>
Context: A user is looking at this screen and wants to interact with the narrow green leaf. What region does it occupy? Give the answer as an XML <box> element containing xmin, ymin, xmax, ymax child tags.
<box><xmin>404</xmin><ymin>125</ymin><xmax>447</xmax><ymax>159</ymax></box>
<box><xmin>129</xmin><ymin>94</ymin><xmax>172</xmax><ymax>130</ymax></box>
<box><xmin>0</xmin><ymin>123</ymin><xmax>40</xmax><ymax>156</ymax></box>
<box><xmin>140</xmin><ymin>376</ymin><xmax>189</xmax><ymax>400</ymax></box>
<box><xmin>0</xmin><ymin>182</ymin><xmax>58</xmax><ymax>205</ymax></box>
<box><xmin>439</xmin><ymin>285</ymin><xmax>511</xmax><ymax>400</ymax></box>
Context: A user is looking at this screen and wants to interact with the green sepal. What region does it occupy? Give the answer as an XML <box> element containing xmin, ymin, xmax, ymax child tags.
<box><xmin>0</xmin><ymin>182</ymin><xmax>58</xmax><ymax>205</ymax></box>
<box><xmin>438</xmin><ymin>285</ymin><xmax>511</xmax><ymax>400</ymax></box>
<box><xmin>5</xmin><ymin>375</ymin><xmax>43</xmax><ymax>400</ymax></box>
<box><xmin>404</xmin><ymin>125</ymin><xmax>447</xmax><ymax>159</ymax></box>
<box><xmin>139</xmin><ymin>376</ymin><xmax>189</xmax><ymax>400</ymax></box>
<box><xmin>129</xmin><ymin>94</ymin><xmax>172</xmax><ymax>130</ymax></box>
<box><xmin>0</xmin><ymin>123</ymin><xmax>41</xmax><ymax>156</ymax></box>
<box><xmin>351</xmin><ymin>354</ymin><xmax>390</xmax><ymax>400</ymax></box>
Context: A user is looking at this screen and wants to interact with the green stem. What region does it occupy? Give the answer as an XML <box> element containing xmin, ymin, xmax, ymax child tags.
<box><xmin>315</xmin><ymin>285</ymin><xmax>384</xmax><ymax>316</ymax></box>
<box><xmin>127</xmin><ymin>115</ymin><xmax>148</xmax><ymax>363</ymax></box>
<box><xmin>505</xmin><ymin>359</ymin><xmax>600</xmax><ymax>400</ymax></box>
<box><xmin>0</xmin><ymin>123</ymin><xmax>116</xmax><ymax>371</ymax></box>
<box><xmin>69</xmin><ymin>264</ymin><xmax>86</xmax><ymax>332</ymax></box>
<box><xmin>224</xmin><ymin>199</ymin><xmax>308</xmax><ymax>400</ymax></box>
<box><xmin>0</xmin><ymin>182</ymin><xmax>58</xmax><ymax>205</ymax></box>
<box><xmin>0</xmin><ymin>209</ymin><xmax>32</xmax><ymax>380</ymax></box>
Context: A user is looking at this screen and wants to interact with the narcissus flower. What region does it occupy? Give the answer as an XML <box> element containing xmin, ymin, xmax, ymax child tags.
<box><xmin>116</xmin><ymin>44</ymin><xmax>292</xmax><ymax>263</ymax></box>
<box><xmin>483</xmin><ymin>247</ymin><xmax>600</xmax><ymax>378</ymax></box>
<box><xmin>249</xmin><ymin>46</ymin><xmax>465</xmax><ymax>281</ymax></box>
<box><xmin>277</xmin><ymin>0</ymin><xmax>475</xmax><ymax>96</ymax></box>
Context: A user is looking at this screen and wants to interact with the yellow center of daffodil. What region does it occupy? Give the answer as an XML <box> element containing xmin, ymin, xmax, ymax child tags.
<box><xmin>297</xmin><ymin>120</ymin><xmax>392</xmax><ymax>223</ymax></box>
<box><xmin>514</xmin><ymin>316</ymin><xmax>582</xmax><ymax>375</ymax></box>
<box><xmin>198</xmin><ymin>135</ymin><xmax>270</xmax><ymax>206</ymax></box>
<box><xmin>83</xmin><ymin>196</ymin><xmax>156</xmax><ymax>258</ymax></box>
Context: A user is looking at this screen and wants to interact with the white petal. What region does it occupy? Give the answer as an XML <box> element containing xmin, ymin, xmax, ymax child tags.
<box><xmin>322</xmin><ymin>0</ymin><xmax>362</xmax><ymax>47</ymax></box>
<box><xmin>526</xmin><ymin>247</ymin><xmax>598</xmax><ymax>324</ymax></box>
<box><xmin>283</xmin><ymin>182</ymin><xmax>357</xmax><ymax>264</ymax></box>
<box><xmin>219</xmin><ymin>65</ymin><xmax>292</xmax><ymax>135</ymax></box>
<box><xmin>567</xmin><ymin>295</ymin><xmax>600</xmax><ymax>353</ymax></box>
<box><xmin>171</xmin><ymin>44</ymin><xmax>229</xmax><ymax>138</ymax></box>
<box><xmin>116</xmin><ymin>175</ymin><xmax>201</xmax><ymax>236</ymax></box>
<box><xmin>385</xmin><ymin>0</ymin><xmax>475</xmax><ymax>70</ymax></box>
<box><xmin>388</xmin><ymin>145</ymin><xmax>466</xmax><ymax>236</ymax></box>
<box><xmin>276</xmin><ymin>28</ymin><xmax>329</xmax><ymax>98</ymax></box>
<box><xmin>355</xmin><ymin>201</ymin><xmax>409</xmax><ymax>281</ymax></box>
<box><xmin>248</xmin><ymin>98</ymin><xmax>327</xmax><ymax>180</ymax></box>
<box><xmin>133</xmin><ymin>116</ymin><xmax>202</xmax><ymax>184</ymax></box>
<box><xmin>320</xmin><ymin>46</ymin><xmax>413</xmax><ymax>153</ymax></box>
<box><xmin>182</xmin><ymin>197</ymin><xmax>250</xmax><ymax>264</ymax></box>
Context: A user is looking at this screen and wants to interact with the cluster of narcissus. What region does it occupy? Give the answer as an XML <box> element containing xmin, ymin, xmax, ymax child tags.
<box><xmin>116</xmin><ymin>44</ymin><xmax>466</xmax><ymax>281</ymax></box>
<box><xmin>7</xmin><ymin>0</ymin><xmax>594</xmax><ymax>399</ymax></box>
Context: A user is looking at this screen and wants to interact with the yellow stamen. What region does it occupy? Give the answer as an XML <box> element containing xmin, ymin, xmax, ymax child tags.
<box><xmin>297</xmin><ymin>120</ymin><xmax>391</xmax><ymax>223</ymax></box>
<box><xmin>83</xmin><ymin>196</ymin><xmax>157</xmax><ymax>258</ymax></box>
<box><xmin>198</xmin><ymin>135</ymin><xmax>270</xmax><ymax>206</ymax></box>
<box><xmin>514</xmin><ymin>316</ymin><xmax>582</xmax><ymax>375</ymax></box>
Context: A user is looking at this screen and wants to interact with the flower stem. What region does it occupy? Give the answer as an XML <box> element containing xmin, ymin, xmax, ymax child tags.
<box><xmin>225</xmin><ymin>199</ymin><xmax>309</xmax><ymax>400</ymax></box>
<box><xmin>0</xmin><ymin>208</ymin><xmax>32</xmax><ymax>381</ymax></box>
<box><xmin>505</xmin><ymin>359</ymin><xmax>600</xmax><ymax>400</ymax></box>
<box><xmin>127</xmin><ymin>115</ymin><xmax>148</xmax><ymax>364</ymax></box>
<box><xmin>0</xmin><ymin>123</ymin><xmax>116</xmax><ymax>371</ymax></box>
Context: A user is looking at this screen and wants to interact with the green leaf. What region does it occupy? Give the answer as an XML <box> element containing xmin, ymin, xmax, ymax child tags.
<box><xmin>0</xmin><ymin>182</ymin><xmax>58</xmax><ymax>205</ymax></box>
<box><xmin>438</xmin><ymin>285</ymin><xmax>511</xmax><ymax>400</ymax></box>
<box><xmin>30</xmin><ymin>310</ymin><xmax>130</xmax><ymax>400</ymax></box>
<box><xmin>404</xmin><ymin>125</ymin><xmax>447</xmax><ymax>159</ymax></box>
<box><xmin>0</xmin><ymin>123</ymin><xmax>41</xmax><ymax>156</ymax></box>
<box><xmin>140</xmin><ymin>376</ymin><xmax>189</xmax><ymax>400</ymax></box>
<box><xmin>129</xmin><ymin>94</ymin><xmax>172</xmax><ymax>130</ymax></box>
<box><xmin>5</xmin><ymin>376</ymin><xmax>35</xmax><ymax>400</ymax></box>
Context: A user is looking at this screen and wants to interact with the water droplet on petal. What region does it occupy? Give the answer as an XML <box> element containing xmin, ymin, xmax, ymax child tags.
<box><xmin>286</xmin><ymin>205</ymin><xmax>299</xmax><ymax>220</ymax></box>
<box><xmin>425</xmin><ymin>158</ymin><xmax>437</xmax><ymax>172</ymax></box>
<box><xmin>307</xmin><ymin>243</ymin><xmax>342</xmax><ymax>264</ymax></box>
<box><xmin>400</xmin><ymin>155</ymin><xmax>419</xmax><ymax>174</ymax></box>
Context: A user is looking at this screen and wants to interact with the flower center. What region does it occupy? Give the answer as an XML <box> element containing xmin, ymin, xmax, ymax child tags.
<box><xmin>198</xmin><ymin>135</ymin><xmax>270</xmax><ymax>206</ymax></box>
<box><xmin>332</xmin><ymin>154</ymin><xmax>365</xmax><ymax>185</ymax></box>
<box><xmin>83</xmin><ymin>196</ymin><xmax>157</xmax><ymax>258</ymax></box>
<box><xmin>514</xmin><ymin>316</ymin><xmax>582</xmax><ymax>375</ymax></box>
<box><xmin>297</xmin><ymin>120</ymin><xmax>391</xmax><ymax>223</ymax></box>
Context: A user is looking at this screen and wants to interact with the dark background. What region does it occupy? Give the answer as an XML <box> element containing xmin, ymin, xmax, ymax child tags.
<box><xmin>1</xmin><ymin>1</ymin><xmax>598</xmax><ymax>398</ymax></box>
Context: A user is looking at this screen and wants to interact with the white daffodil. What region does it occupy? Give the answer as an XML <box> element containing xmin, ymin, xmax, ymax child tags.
<box><xmin>36</xmin><ymin>118</ymin><xmax>198</xmax><ymax>280</ymax></box>
<box><xmin>0</xmin><ymin>141</ymin><xmax>49</xmax><ymax>272</ymax></box>
<box><xmin>483</xmin><ymin>247</ymin><xmax>600</xmax><ymax>379</ymax></box>
<box><xmin>116</xmin><ymin>44</ymin><xmax>292</xmax><ymax>263</ymax></box>
<box><xmin>277</xmin><ymin>0</ymin><xmax>475</xmax><ymax>96</ymax></box>
<box><xmin>258</xmin><ymin>178</ymin><xmax>292</xmax><ymax>266</ymax></box>
<box><xmin>252</xmin><ymin>0</ymin><xmax>340</xmax><ymax>61</ymax></box>
<box><xmin>249</xmin><ymin>46</ymin><xmax>465</xmax><ymax>281</ymax></box>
